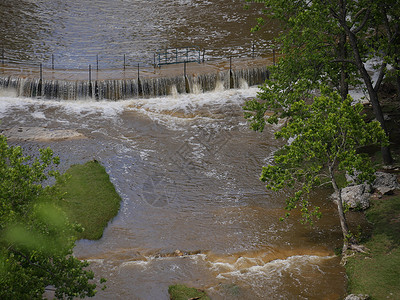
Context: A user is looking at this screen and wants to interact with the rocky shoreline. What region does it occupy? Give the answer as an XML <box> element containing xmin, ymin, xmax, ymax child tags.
<box><xmin>332</xmin><ymin>171</ymin><xmax>400</xmax><ymax>211</ymax></box>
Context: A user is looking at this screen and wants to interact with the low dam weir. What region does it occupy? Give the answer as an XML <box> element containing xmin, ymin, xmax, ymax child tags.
<box><xmin>0</xmin><ymin>66</ymin><xmax>269</xmax><ymax>101</ymax></box>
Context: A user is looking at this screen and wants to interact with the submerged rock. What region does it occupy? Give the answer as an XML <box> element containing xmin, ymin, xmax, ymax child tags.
<box><xmin>1</xmin><ymin>126</ymin><xmax>85</xmax><ymax>141</ymax></box>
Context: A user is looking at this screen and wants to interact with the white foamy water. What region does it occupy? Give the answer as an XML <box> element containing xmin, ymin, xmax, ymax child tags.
<box><xmin>80</xmin><ymin>250</ymin><xmax>343</xmax><ymax>300</ymax></box>
<box><xmin>0</xmin><ymin>86</ymin><xmax>258</xmax><ymax>129</ymax></box>
<box><xmin>131</xmin><ymin>86</ymin><xmax>258</xmax><ymax>115</ymax></box>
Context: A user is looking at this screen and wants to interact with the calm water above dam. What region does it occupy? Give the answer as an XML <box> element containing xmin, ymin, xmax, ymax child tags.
<box><xmin>1</xmin><ymin>0</ymin><xmax>278</xmax><ymax>68</ymax></box>
<box><xmin>0</xmin><ymin>1</ymin><xmax>356</xmax><ymax>299</ymax></box>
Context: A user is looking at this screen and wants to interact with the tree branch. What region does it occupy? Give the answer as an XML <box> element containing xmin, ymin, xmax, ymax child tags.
<box><xmin>381</xmin><ymin>7</ymin><xmax>395</xmax><ymax>41</ymax></box>
<box><xmin>13</xmin><ymin>249</ymin><xmax>57</xmax><ymax>279</ymax></box>
<box><xmin>352</xmin><ymin>9</ymin><xmax>371</xmax><ymax>34</ymax></box>
<box><xmin>329</xmin><ymin>7</ymin><xmax>340</xmax><ymax>21</ymax></box>
<box><xmin>374</xmin><ymin>62</ymin><xmax>387</xmax><ymax>92</ymax></box>
<box><xmin>353</xmin><ymin>8</ymin><xmax>367</xmax><ymax>23</ymax></box>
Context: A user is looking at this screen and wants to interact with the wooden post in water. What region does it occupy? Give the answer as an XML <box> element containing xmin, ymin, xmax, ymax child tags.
<box><xmin>252</xmin><ymin>42</ymin><xmax>255</xmax><ymax>59</ymax></box>
<box><xmin>123</xmin><ymin>54</ymin><xmax>126</xmax><ymax>71</ymax></box>
<box><xmin>96</xmin><ymin>54</ymin><xmax>99</xmax><ymax>71</ymax></box>
<box><xmin>229</xmin><ymin>57</ymin><xmax>234</xmax><ymax>89</ymax></box>
<box><xmin>38</xmin><ymin>63</ymin><xmax>43</xmax><ymax>97</ymax></box>
<box><xmin>89</xmin><ymin>64</ymin><xmax>92</xmax><ymax>98</ymax></box>
<box><xmin>89</xmin><ymin>65</ymin><xmax>92</xmax><ymax>82</ymax></box>
<box><xmin>176</xmin><ymin>48</ymin><xmax>178</xmax><ymax>64</ymax></box>
<box><xmin>202</xmin><ymin>49</ymin><xmax>205</xmax><ymax>63</ymax></box>
<box><xmin>52</xmin><ymin>54</ymin><xmax>54</xmax><ymax>70</ymax></box>
<box><xmin>184</xmin><ymin>61</ymin><xmax>190</xmax><ymax>93</ymax></box>
<box><xmin>137</xmin><ymin>63</ymin><xmax>141</xmax><ymax>97</ymax></box>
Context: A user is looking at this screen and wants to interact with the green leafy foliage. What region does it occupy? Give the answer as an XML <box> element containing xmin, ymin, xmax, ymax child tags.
<box><xmin>244</xmin><ymin>0</ymin><xmax>398</xmax><ymax>248</ymax></box>
<box><xmin>0</xmin><ymin>135</ymin><xmax>99</xmax><ymax>299</ymax></box>
<box><xmin>247</xmin><ymin>89</ymin><xmax>387</xmax><ymax>242</ymax></box>
<box><xmin>246</xmin><ymin>0</ymin><xmax>400</xmax><ymax>164</ymax></box>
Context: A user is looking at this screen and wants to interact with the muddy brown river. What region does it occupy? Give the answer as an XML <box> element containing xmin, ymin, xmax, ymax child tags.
<box><xmin>0</xmin><ymin>0</ymin><xmax>359</xmax><ymax>299</ymax></box>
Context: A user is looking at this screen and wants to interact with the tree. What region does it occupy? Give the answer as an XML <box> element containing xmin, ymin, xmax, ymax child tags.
<box><xmin>245</xmin><ymin>89</ymin><xmax>388</xmax><ymax>252</ymax></box>
<box><xmin>246</xmin><ymin>0</ymin><xmax>397</xmax><ymax>165</ymax></box>
<box><xmin>324</xmin><ymin>0</ymin><xmax>398</xmax><ymax>165</ymax></box>
<box><xmin>0</xmin><ymin>135</ymin><xmax>101</xmax><ymax>299</ymax></box>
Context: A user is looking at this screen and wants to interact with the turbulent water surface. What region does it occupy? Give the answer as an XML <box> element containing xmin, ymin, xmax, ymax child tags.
<box><xmin>0</xmin><ymin>89</ymin><xmax>350</xmax><ymax>299</ymax></box>
<box><xmin>0</xmin><ymin>1</ymin><xmax>354</xmax><ymax>299</ymax></box>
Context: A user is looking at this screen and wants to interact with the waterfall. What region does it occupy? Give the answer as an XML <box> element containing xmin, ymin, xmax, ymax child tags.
<box><xmin>0</xmin><ymin>66</ymin><xmax>269</xmax><ymax>100</ymax></box>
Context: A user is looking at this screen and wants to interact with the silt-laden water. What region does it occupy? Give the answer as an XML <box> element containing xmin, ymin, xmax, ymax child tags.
<box><xmin>0</xmin><ymin>89</ymin><xmax>350</xmax><ymax>299</ymax></box>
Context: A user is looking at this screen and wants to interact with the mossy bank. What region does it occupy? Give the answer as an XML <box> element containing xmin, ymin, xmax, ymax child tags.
<box><xmin>168</xmin><ymin>284</ymin><xmax>210</xmax><ymax>300</ymax></box>
<box><xmin>55</xmin><ymin>160</ymin><xmax>121</xmax><ymax>240</ymax></box>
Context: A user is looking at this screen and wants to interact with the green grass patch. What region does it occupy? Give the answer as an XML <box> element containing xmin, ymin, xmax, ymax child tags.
<box><xmin>346</xmin><ymin>194</ymin><xmax>400</xmax><ymax>299</ymax></box>
<box><xmin>55</xmin><ymin>160</ymin><xmax>121</xmax><ymax>240</ymax></box>
<box><xmin>168</xmin><ymin>284</ymin><xmax>210</xmax><ymax>300</ymax></box>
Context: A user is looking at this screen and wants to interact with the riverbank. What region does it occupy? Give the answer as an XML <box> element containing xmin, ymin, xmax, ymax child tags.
<box><xmin>345</xmin><ymin>192</ymin><xmax>400</xmax><ymax>299</ymax></box>
<box><xmin>345</xmin><ymin>81</ymin><xmax>400</xmax><ymax>299</ymax></box>
<box><xmin>54</xmin><ymin>160</ymin><xmax>121</xmax><ymax>240</ymax></box>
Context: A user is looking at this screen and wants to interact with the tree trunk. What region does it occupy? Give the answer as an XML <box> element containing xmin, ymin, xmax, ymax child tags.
<box><xmin>336</xmin><ymin>189</ymin><xmax>351</xmax><ymax>252</ymax></box>
<box><xmin>395</xmin><ymin>62</ymin><xmax>400</xmax><ymax>100</ymax></box>
<box><xmin>329</xmin><ymin>166</ymin><xmax>369</xmax><ymax>254</ymax></box>
<box><xmin>329</xmin><ymin>166</ymin><xmax>354</xmax><ymax>252</ymax></box>
<box><xmin>338</xmin><ymin>32</ymin><xmax>349</xmax><ymax>101</ymax></box>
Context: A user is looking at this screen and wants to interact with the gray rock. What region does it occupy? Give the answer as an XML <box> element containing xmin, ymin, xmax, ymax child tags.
<box><xmin>345</xmin><ymin>170</ymin><xmax>361</xmax><ymax>186</ymax></box>
<box><xmin>344</xmin><ymin>294</ymin><xmax>370</xmax><ymax>300</ymax></box>
<box><xmin>372</xmin><ymin>172</ymin><xmax>400</xmax><ymax>195</ymax></box>
<box><xmin>333</xmin><ymin>171</ymin><xmax>399</xmax><ymax>210</ymax></box>
<box><xmin>341</xmin><ymin>183</ymin><xmax>372</xmax><ymax>210</ymax></box>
